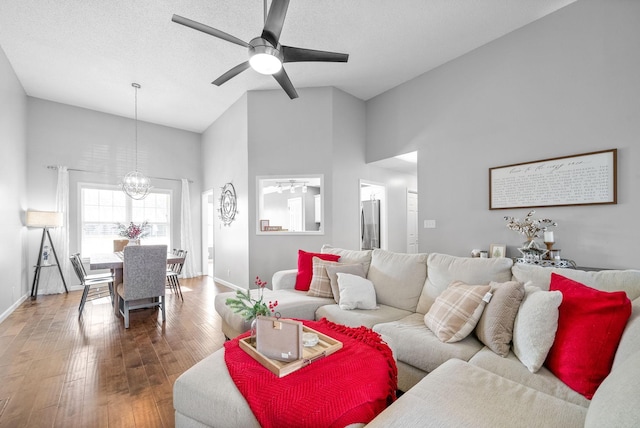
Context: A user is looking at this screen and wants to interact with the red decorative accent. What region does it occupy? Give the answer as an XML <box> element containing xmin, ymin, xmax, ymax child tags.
<box><xmin>224</xmin><ymin>318</ymin><xmax>397</xmax><ymax>428</ymax></box>
<box><xmin>294</xmin><ymin>250</ymin><xmax>340</xmax><ymax>291</ymax></box>
<box><xmin>545</xmin><ymin>273</ymin><xmax>631</xmax><ymax>399</ymax></box>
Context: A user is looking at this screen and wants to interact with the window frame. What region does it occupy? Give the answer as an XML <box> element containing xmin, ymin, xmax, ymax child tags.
<box><xmin>77</xmin><ymin>182</ymin><xmax>173</xmax><ymax>256</ymax></box>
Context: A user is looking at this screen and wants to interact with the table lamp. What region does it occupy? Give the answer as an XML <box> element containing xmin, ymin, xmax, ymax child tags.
<box><xmin>26</xmin><ymin>211</ymin><xmax>68</xmax><ymax>298</ymax></box>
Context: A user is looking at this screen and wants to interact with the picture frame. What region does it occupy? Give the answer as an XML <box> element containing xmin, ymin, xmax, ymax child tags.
<box><xmin>489</xmin><ymin>244</ymin><xmax>507</xmax><ymax>259</ymax></box>
<box><xmin>489</xmin><ymin>149</ymin><xmax>617</xmax><ymax>210</ymax></box>
<box><xmin>260</xmin><ymin>219</ymin><xmax>269</xmax><ymax>231</ymax></box>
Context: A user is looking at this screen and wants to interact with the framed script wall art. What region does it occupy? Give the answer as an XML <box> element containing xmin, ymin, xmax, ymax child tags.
<box><xmin>489</xmin><ymin>149</ymin><xmax>617</xmax><ymax>210</ymax></box>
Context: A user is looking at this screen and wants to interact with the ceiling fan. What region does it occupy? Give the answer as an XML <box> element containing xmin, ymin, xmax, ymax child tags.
<box><xmin>172</xmin><ymin>0</ymin><xmax>349</xmax><ymax>99</ymax></box>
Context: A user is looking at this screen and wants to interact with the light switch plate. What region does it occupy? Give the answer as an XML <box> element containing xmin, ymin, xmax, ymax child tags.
<box><xmin>424</xmin><ymin>220</ymin><xmax>436</xmax><ymax>229</ymax></box>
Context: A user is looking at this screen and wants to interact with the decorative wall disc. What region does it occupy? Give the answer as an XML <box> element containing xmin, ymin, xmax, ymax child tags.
<box><xmin>219</xmin><ymin>183</ymin><xmax>237</xmax><ymax>226</ymax></box>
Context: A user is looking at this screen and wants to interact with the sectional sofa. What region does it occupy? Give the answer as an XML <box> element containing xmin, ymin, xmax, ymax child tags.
<box><xmin>178</xmin><ymin>246</ymin><xmax>640</xmax><ymax>427</ymax></box>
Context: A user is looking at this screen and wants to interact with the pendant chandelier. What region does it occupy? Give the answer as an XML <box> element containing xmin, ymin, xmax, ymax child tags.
<box><xmin>121</xmin><ymin>83</ymin><xmax>152</xmax><ymax>200</ymax></box>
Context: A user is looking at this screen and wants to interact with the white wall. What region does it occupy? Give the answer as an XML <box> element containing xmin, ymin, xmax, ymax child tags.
<box><xmin>201</xmin><ymin>94</ymin><xmax>250</xmax><ymax>289</ymax></box>
<box><xmin>366</xmin><ymin>0</ymin><xmax>640</xmax><ymax>269</ymax></box>
<box><xmin>0</xmin><ymin>45</ymin><xmax>28</xmax><ymax>320</ymax></box>
<box><xmin>27</xmin><ymin>98</ymin><xmax>203</xmax><ymax>290</ymax></box>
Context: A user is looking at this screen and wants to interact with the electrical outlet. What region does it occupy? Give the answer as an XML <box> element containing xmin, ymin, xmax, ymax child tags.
<box><xmin>424</xmin><ymin>219</ymin><xmax>436</xmax><ymax>229</ymax></box>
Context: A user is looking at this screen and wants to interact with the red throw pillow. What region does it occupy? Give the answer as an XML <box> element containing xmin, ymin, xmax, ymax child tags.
<box><xmin>545</xmin><ymin>273</ymin><xmax>631</xmax><ymax>399</ymax></box>
<box><xmin>295</xmin><ymin>250</ymin><xmax>340</xmax><ymax>291</ymax></box>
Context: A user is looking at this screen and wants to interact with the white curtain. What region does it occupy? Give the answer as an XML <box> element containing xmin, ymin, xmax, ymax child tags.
<box><xmin>41</xmin><ymin>166</ymin><xmax>69</xmax><ymax>294</ymax></box>
<box><xmin>180</xmin><ymin>179</ymin><xmax>197</xmax><ymax>278</ymax></box>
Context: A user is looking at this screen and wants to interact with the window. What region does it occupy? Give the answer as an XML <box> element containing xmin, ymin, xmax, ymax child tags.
<box><xmin>80</xmin><ymin>184</ymin><xmax>171</xmax><ymax>255</ymax></box>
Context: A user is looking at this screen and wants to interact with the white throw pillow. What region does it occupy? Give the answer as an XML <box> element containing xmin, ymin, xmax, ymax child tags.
<box><xmin>337</xmin><ymin>273</ymin><xmax>377</xmax><ymax>310</ymax></box>
<box><xmin>512</xmin><ymin>284</ymin><xmax>563</xmax><ymax>373</ymax></box>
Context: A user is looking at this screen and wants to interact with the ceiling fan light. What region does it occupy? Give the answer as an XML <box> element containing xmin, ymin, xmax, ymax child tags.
<box><xmin>250</xmin><ymin>52</ymin><xmax>282</xmax><ymax>75</ymax></box>
<box><xmin>249</xmin><ymin>41</ymin><xmax>282</xmax><ymax>75</ymax></box>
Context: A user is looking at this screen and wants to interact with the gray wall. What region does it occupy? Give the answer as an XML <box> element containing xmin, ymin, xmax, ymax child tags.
<box><xmin>201</xmin><ymin>94</ymin><xmax>250</xmax><ymax>289</ymax></box>
<box><xmin>242</xmin><ymin>87</ymin><xmax>417</xmax><ymax>287</ymax></box>
<box><xmin>366</xmin><ymin>0</ymin><xmax>640</xmax><ymax>269</ymax></box>
<box><xmin>247</xmin><ymin>88</ymin><xmax>335</xmax><ymax>282</ymax></box>
<box><xmin>26</xmin><ymin>98</ymin><xmax>203</xmax><ymax>289</ymax></box>
<box><xmin>0</xmin><ymin>45</ymin><xmax>28</xmax><ymax>321</ymax></box>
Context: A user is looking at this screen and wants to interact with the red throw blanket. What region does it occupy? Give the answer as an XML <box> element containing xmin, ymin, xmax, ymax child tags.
<box><xmin>224</xmin><ymin>318</ymin><xmax>397</xmax><ymax>428</ymax></box>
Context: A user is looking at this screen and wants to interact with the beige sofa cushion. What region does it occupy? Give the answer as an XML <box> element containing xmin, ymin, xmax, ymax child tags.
<box><xmin>417</xmin><ymin>253</ymin><xmax>513</xmax><ymax>314</ymax></box>
<box><xmin>475</xmin><ymin>280</ymin><xmax>525</xmax><ymax>357</ymax></box>
<box><xmin>366</xmin><ymin>249</ymin><xmax>428</xmax><ymax>312</ymax></box>
<box><xmin>469</xmin><ymin>348</ymin><xmax>590</xmax><ymax>407</ymax></box>
<box><xmin>512</xmin><ymin>263</ymin><xmax>640</xmax><ymax>300</ymax></box>
<box><xmin>321</xmin><ymin>244</ymin><xmax>373</xmax><ymax>274</ymax></box>
<box><xmin>373</xmin><ymin>313</ymin><xmax>484</xmax><ymax>373</ymax></box>
<box><xmin>613</xmin><ymin>299</ymin><xmax>640</xmax><ymax>370</ymax></box>
<box><xmin>586</xmin><ymin>350</ymin><xmax>640</xmax><ymax>428</ymax></box>
<box><xmin>315</xmin><ymin>303</ymin><xmax>411</xmax><ymax>328</ymax></box>
<box><xmin>366</xmin><ymin>359</ymin><xmax>587</xmax><ymax>428</ymax></box>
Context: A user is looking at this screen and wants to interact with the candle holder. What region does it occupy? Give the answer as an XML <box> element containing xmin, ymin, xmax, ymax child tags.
<box><xmin>544</xmin><ymin>241</ymin><xmax>554</xmax><ymax>259</ymax></box>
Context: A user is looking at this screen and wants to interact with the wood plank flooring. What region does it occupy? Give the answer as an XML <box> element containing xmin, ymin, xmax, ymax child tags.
<box><xmin>0</xmin><ymin>276</ymin><xmax>231</xmax><ymax>428</ymax></box>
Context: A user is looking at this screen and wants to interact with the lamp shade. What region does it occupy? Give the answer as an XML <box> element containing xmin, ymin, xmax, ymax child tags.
<box><xmin>26</xmin><ymin>211</ymin><xmax>63</xmax><ymax>228</ymax></box>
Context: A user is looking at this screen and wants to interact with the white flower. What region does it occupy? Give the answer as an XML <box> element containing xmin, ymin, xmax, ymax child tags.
<box><xmin>503</xmin><ymin>210</ymin><xmax>557</xmax><ymax>239</ymax></box>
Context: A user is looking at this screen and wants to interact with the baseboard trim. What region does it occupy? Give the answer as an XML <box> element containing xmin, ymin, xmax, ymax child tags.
<box><xmin>0</xmin><ymin>294</ymin><xmax>28</xmax><ymax>325</ymax></box>
<box><xmin>214</xmin><ymin>278</ymin><xmax>242</xmax><ymax>291</ymax></box>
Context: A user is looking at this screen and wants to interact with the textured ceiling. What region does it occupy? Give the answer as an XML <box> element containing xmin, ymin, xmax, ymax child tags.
<box><xmin>0</xmin><ymin>0</ymin><xmax>577</xmax><ymax>133</ymax></box>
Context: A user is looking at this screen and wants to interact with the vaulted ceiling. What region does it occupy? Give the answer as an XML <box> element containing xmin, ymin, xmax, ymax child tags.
<box><xmin>0</xmin><ymin>0</ymin><xmax>577</xmax><ymax>133</ymax></box>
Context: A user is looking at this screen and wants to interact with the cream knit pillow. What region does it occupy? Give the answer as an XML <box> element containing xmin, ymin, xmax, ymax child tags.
<box><xmin>512</xmin><ymin>284</ymin><xmax>563</xmax><ymax>373</ymax></box>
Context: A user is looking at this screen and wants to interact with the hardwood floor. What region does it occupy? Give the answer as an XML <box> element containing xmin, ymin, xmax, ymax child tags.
<box><xmin>0</xmin><ymin>276</ymin><xmax>231</xmax><ymax>428</ymax></box>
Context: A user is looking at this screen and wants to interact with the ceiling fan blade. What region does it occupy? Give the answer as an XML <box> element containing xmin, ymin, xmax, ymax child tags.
<box><xmin>282</xmin><ymin>46</ymin><xmax>349</xmax><ymax>63</ymax></box>
<box><xmin>261</xmin><ymin>0</ymin><xmax>290</xmax><ymax>46</ymax></box>
<box><xmin>272</xmin><ymin>67</ymin><xmax>298</xmax><ymax>99</ymax></box>
<box><xmin>172</xmin><ymin>14</ymin><xmax>250</xmax><ymax>48</ymax></box>
<box><xmin>212</xmin><ymin>61</ymin><xmax>251</xmax><ymax>86</ymax></box>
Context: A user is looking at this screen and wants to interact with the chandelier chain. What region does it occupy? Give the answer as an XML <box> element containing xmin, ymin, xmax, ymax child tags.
<box><xmin>133</xmin><ymin>82</ymin><xmax>139</xmax><ymax>172</ymax></box>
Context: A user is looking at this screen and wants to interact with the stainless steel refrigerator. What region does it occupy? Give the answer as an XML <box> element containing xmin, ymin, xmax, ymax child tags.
<box><xmin>361</xmin><ymin>199</ymin><xmax>380</xmax><ymax>250</ymax></box>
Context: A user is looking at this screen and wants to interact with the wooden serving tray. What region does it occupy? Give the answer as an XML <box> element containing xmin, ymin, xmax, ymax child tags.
<box><xmin>239</xmin><ymin>325</ymin><xmax>343</xmax><ymax>377</ymax></box>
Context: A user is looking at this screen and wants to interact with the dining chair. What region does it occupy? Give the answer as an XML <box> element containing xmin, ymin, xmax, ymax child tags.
<box><xmin>113</xmin><ymin>239</ymin><xmax>128</xmax><ymax>252</ymax></box>
<box><xmin>117</xmin><ymin>245</ymin><xmax>167</xmax><ymax>328</ymax></box>
<box><xmin>70</xmin><ymin>254</ymin><xmax>115</xmax><ymax>316</ymax></box>
<box><xmin>166</xmin><ymin>249</ymin><xmax>187</xmax><ymax>301</ymax></box>
<box><xmin>71</xmin><ymin>252</ymin><xmax>114</xmax><ymax>281</ymax></box>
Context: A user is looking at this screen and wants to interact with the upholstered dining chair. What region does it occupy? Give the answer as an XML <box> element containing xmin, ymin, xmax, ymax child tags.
<box><xmin>116</xmin><ymin>245</ymin><xmax>167</xmax><ymax>328</ymax></box>
<box><xmin>70</xmin><ymin>253</ymin><xmax>115</xmax><ymax>316</ymax></box>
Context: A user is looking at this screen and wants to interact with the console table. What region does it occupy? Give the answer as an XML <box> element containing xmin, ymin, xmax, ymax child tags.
<box><xmin>512</xmin><ymin>258</ymin><xmax>577</xmax><ymax>269</ymax></box>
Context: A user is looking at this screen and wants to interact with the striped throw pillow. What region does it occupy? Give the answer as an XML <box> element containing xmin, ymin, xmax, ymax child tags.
<box><xmin>308</xmin><ymin>257</ymin><xmax>343</xmax><ymax>298</ymax></box>
<box><xmin>424</xmin><ymin>281</ymin><xmax>491</xmax><ymax>343</ymax></box>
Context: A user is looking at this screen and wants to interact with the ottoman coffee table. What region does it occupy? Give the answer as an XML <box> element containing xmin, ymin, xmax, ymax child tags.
<box><xmin>174</xmin><ymin>319</ymin><xmax>397</xmax><ymax>428</ymax></box>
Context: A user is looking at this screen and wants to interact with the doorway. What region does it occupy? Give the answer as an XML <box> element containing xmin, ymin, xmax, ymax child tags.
<box><xmin>287</xmin><ymin>197</ymin><xmax>303</xmax><ymax>232</ymax></box>
<box><xmin>359</xmin><ymin>180</ymin><xmax>386</xmax><ymax>250</ymax></box>
<box><xmin>407</xmin><ymin>190</ymin><xmax>418</xmax><ymax>253</ymax></box>
<box><xmin>202</xmin><ymin>190</ymin><xmax>214</xmax><ymax>277</ymax></box>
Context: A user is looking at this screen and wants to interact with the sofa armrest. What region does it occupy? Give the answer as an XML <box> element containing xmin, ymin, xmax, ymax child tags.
<box><xmin>272</xmin><ymin>269</ymin><xmax>297</xmax><ymax>290</ymax></box>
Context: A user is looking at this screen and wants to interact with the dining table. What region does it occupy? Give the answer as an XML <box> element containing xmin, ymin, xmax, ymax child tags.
<box><xmin>89</xmin><ymin>251</ymin><xmax>185</xmax><ymax>316</ymax></box>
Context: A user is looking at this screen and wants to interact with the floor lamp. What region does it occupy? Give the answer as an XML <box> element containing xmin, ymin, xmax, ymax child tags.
<box><xmin>27</xmin><ymin>211</ymin><xmax>69</xmax><ymax>298</ymax></box>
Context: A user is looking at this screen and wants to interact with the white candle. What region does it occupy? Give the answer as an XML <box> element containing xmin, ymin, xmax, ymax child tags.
<box><xmin>544</xmin><ymin>231</ymin><xmax>554</xmax><ymax>243</ymax></box>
